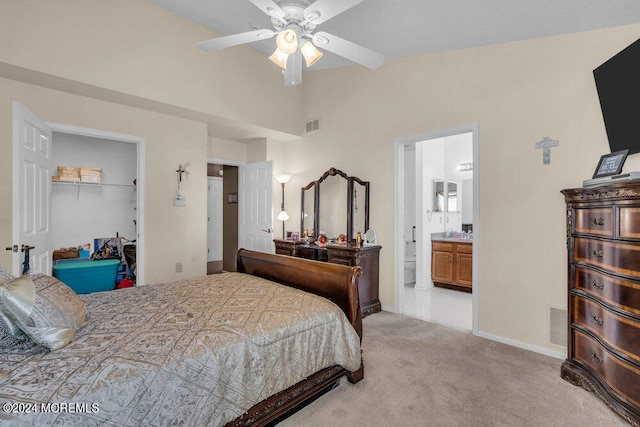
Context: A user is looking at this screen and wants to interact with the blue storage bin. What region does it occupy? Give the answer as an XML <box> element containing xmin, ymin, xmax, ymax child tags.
<box><xmin>52</xmin><ymin>259</ymin><xmax>121</xmax><ymax>294</ymax></box>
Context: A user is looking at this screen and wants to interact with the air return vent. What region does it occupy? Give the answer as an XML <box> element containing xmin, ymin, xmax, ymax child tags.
<box><xmin>548</xmin><ymin>306</ymin><xmax>567</xmax><ymax>347</ymax></box>
<box><xmin>305</xmin><ymin>118</ymin><xmax>320</xmax><ymax>134</ymax></box>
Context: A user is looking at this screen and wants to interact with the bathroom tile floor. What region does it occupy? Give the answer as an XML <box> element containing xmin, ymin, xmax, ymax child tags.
<box><xmin>403</xmin><ymin>285</ymin><xmax>472</xmax><ymax>330</ymax></box>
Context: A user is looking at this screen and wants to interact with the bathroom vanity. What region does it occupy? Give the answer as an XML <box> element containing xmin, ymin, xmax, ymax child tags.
<box><xmin>431</xmin><ymin>235</ymin><xmax>472</xmax><ymax>292</ymax></box>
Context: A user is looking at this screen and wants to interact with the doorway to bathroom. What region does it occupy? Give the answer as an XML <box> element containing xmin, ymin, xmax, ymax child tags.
<box><xmin>393</xmin><ymin>123</ymin><xmax>478</xmax><ymax>333</ymax></box>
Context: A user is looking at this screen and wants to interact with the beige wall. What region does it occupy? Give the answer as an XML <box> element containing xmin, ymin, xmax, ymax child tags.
<box><xmin>267</xmin><ymin>24</ymin><xmax>640</xmax><ymax>353</ymax></box>
<box><xmin>208</xmin><ymin>136</ymin><xmax>247</xmax><ymax>163</ymax></box>
<box><xmin>0</xmin><ymin>78</ymin><xmax>208</xmax><ymax>285</ymax></box>
<box><xmin>0</xmin><ymin>0</ymin><xmax>303</xmax><ymax>137</ymax></box>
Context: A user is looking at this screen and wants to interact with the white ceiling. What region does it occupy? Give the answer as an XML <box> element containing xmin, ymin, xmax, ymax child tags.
<box><xmin>151</xmin><ymin>0</ymin><xmax>640</xmax><ymax>70</ymax></box>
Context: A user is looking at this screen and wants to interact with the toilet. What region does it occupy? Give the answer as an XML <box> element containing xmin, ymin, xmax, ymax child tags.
<box><xmin>404</xmin><ymin>241</ymin><xmax>416</xmax><ymax>285</ymax></box>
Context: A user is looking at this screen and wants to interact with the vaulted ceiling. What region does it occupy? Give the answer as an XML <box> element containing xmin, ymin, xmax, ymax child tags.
<box><xmin>151</xmin><ymin>0</ymin><xmax>640</xmax><ymax>70</ymax></box>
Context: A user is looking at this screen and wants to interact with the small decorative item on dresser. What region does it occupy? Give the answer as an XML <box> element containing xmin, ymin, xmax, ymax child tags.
<box><xmin>592</xmin><ymin>149</ymin><xmax>628</xmax><ymax>179</ymax></box>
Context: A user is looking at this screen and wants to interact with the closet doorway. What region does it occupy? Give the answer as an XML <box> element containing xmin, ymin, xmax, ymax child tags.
<box><xmin>50</xmin><ymin>124</ymin><xmax>144</xmax><ymax>285</ymax></box>
<box><xmin>11</xmin><ymin>103</ymin><xmax>144</xmax><ymax>284</ymax></box>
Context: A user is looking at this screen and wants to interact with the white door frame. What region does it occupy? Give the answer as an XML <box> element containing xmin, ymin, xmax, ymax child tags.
<box><xmin>393</xmin><ymin>122</ymin><xmax>479</xmax><ymax>335</ymax></box>
<box><xmin>207</xmin><ymin>176</ymin><xmax>223</xmax><ymax>262</ymax></box>
<box><xmin>48</xmin><ymin>123</ymin><xmax>145</xmax><ymax>286</ymax></box>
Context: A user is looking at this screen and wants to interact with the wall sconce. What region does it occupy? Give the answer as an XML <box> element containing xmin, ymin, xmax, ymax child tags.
<box><xmin>275</xmin><ymin>174</ymin><xmax>292</xmax><ymax>239</ymax></box>
<box><xmin>456</xmin><ymin>162</ymin><xmax>473</xmax><ymax>171</ymax></box>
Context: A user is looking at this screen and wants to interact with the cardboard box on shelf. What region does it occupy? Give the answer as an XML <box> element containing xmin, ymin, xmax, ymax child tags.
<box><xmin>57</xmin><ymin>166</ymin><xmax>80</xmax><ymax>178</ymax></box>
<box><xmin>80</xmin><ymin>167</ymin><xmax>102</xmax><ymax>183</ymax></box>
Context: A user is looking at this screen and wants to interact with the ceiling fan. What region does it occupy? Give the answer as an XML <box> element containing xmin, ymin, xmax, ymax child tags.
<box><xmin>196</xmin><ymin>0</ymin><xmax>385</xmax><ymax>86</ymax></box>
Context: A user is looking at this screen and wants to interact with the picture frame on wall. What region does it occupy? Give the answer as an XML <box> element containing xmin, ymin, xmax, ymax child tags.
<box><xmin>592</xmin><ymin>149</ymin><xmax>629</xmax><ymax>179</ymax></box>
<box><xmin>227</xmin><ymin>192</ymin><xmax>238</xmax><ymax>203</ymax></box>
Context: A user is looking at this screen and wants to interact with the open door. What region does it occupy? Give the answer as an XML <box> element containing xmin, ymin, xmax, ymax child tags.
<box><xmin>11</xmin><ymin>102</ymin><xmax>53</xmax><ymax>275</ymax></box>
<box><xmin>238</xmin><ymin>160</ymin><xmax>274</xmax><ymax>253</ymax></box>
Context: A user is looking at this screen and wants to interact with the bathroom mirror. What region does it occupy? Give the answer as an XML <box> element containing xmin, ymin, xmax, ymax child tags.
<box><xmin>447</xmin><ymin>181</ymin><xmax>457</xmax><ymax>212</ymax></box>
<box><xmin>300</xmin><ymin>167</ymin><xmax>369</xmax><ymax>243</ymax></box>
<box><xmin>433</xmin><ymin>179</ymin><xmax>445</xmax><ymax>212</ymax></box>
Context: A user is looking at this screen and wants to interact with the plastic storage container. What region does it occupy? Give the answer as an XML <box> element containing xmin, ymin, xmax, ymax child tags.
<box><xmin>52</xmin><ymin>259</ymin><xmax>121</xmax><ymax>294</ymax></box>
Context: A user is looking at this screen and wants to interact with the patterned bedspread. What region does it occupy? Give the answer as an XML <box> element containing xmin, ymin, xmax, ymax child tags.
<box><xmin>0</xmin><ymin>272</ymin><xmax>361</xmax><ymax>426</ymax></box>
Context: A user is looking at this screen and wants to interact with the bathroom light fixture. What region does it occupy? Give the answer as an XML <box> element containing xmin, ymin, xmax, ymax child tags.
<box><xmin>456</xmin><ymin>163</ymin><xmax>473</xmax><ymax>171</ymax></box>
<box><xmin>275</xmin><ymin>174</ymin><xmax>292</xmax><ymax>239</ymax></box>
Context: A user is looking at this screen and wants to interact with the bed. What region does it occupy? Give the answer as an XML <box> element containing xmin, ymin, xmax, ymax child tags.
<box><xmin>0</xmin><ymin>249</ymin><xmax>364</xmax><ymax>426</ymax></box>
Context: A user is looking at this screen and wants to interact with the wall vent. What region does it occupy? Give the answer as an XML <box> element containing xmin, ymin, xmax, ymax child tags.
<box><xmin>305</xmin><ymin>118</ymin><xmax>320</xmax><ymax>134</ymax></box>
<box><xmin>548</xmin><ymin>306</ymin><xmax>567</xmax><ymax>347</ymax></box>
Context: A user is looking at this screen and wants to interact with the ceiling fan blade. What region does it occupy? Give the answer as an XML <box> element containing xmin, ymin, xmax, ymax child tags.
<box><xmin>304</xmin><ymin>0</ymin><xmax>365</xmax><ymax>25</ymax></box>
<box><xmin>196</xmin><ymin>29</ymin><xmax>275</xmax><ymax>52</ymax></box>
<box><xmin>248</xmin><ymin>0</ymin><xmax>286</xmax><ymax>19</ymax></box>
<box><xmin>284</xmin><ymin>51</ymin><xmax>302</xmax><ymax>87</ymax></box>
<box><xmin>312</xmin><ymin>31</ymin><xmax>384</xmax><ymax>69</ymax></box>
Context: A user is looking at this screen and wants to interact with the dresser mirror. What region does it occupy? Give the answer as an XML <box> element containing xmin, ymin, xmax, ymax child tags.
<box><xmin>351</xmin><ymin>177</ymin><xmax>370</xmax><ymax>239</ymax></box>
<box><xmin>300</xmin><ymin>167</ymin><xmax>369</xmax><ymax>243</ymax></box>
<box><xmin>301</xmin><ymin>181</ymin><xmax>316</xmax><ymax>237</ymax></box>
<box><xmin>319</xmin><ymin>172</ymin><xmax>348</xmax><ymax>238</ymax></box>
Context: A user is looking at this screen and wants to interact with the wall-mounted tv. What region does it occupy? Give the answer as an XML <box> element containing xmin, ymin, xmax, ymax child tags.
<box><xmin>593</xmin><ymin>37</ymin><xmax>640</xmax><ymax>155</ymax></box>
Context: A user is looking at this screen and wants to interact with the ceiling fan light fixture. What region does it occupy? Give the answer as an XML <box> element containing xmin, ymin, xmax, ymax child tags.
<box><xmin>301</xmin><ymin>41</ymin><xmax>323</xmax><ymax>67</ymax></box>
<box><xmin>276</xmin><ymin>29</ymin><xmax>298</xmax><ymax>54</ymax></box>
<box><xmin>269</xmin><ymin>48</ymin><xmax>288</xmax><ymax>69</ymax></box>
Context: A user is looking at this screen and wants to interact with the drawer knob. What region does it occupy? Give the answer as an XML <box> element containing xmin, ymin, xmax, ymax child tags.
<box><xmin>590</xmin><ymin>217</ymin><xmax>605</xmax><ymax>226</ymax></box>
<box><xmin>590</xmin><ymin>314</ymin><xmax>603</xmax><ymax>326</ymax></box>
<box><xmin>589</xmin><ymin>248</ymin><xmax>603</xmax><ymax>258</ymax></box>
<box><xmin>589</xmin><ymin>279</ymin><xmax>604</xmax><ymax>290</ymax></box>
<box><xmin>589</xmin><ymin>349</ymin><xmax>603</xmax><ymax>364</ymax></box>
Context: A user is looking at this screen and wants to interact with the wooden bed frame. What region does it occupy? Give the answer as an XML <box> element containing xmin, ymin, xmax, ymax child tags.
<box><xmin>227</xmin><ymin>249</ymin><xmax>364</xmax><ymax>426</ymax></box>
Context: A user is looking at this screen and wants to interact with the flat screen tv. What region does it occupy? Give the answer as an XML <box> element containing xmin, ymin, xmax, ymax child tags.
<box><xmin>593</xmin><ymin>37</ymin><xmax>640</xmax><ymax>155</ymax></box>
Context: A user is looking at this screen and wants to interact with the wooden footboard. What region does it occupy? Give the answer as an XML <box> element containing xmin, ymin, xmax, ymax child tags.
<box><xmin>236</xmin><ymin>249</ymin><xmax>363</xmax><ymax>339</ymax></box>
<box><xmin>229</xmin><ymin>249</ymin><xmax>364</xmax><ymax>426</ymax></box>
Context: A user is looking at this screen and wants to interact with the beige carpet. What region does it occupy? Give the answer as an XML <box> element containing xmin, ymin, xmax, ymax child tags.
<box><xmin>279</xmin><ymin>311</ymin><xmax>628</xmax><ymax>427</ymax></box>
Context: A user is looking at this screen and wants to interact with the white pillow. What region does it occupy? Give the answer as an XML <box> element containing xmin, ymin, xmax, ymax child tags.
<box><xmin>0</xmin><ymin>273</ymin><xmax>86</xmax><ymax>350</ymax></box>
<box><xmin>0</xmin><ymin>267</ymin><xmax>27</xmax><ymax>338</ymax></box>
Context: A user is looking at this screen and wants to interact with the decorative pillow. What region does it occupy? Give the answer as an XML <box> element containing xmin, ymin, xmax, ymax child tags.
<box><xmin>0</xmin><ymin>273</ymin><xmax>86</xmax><ymax>350</ymax></box>
<box><xmin>0</xmin><ymin>267</ymin><xmax>27</xmax><ymax>338</ymax></box>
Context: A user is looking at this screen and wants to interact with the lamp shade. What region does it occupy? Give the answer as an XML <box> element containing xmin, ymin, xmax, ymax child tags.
<box><xmin>277</xmin><ymin>210</ymin><xmax>290</xmax><ymax>221</ymax></box>
<box><xmin>301</xmin><ymin>41</ymin><xmax>323</xmax><ymax>67</ymax></box>
<box><xmin>276</xmin><ymin>29</ymin><xmax>298</xmax><ymax>55</ymax></box>
<box><xmin>269</xmin><ymin>48</ymin><xmax>288</xmax><ymax>69</ymax></box>
<box><xmin>275</xmin><ymin>174</ymin><xmax>292</xmax><ymax>184</ymax></box>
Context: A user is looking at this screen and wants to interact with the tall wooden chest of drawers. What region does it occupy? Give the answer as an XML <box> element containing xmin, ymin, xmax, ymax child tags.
<box><xmin>562</xmin><ymin>182</ymin><xmax>640</xmax><ymax>426</ymax></box>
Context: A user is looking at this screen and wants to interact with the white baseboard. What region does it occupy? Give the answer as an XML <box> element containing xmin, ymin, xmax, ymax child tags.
<box><xmin>381</xmin><ymin>304</ymin><xmax>398</xmax><ymax>313</ymax></box>
<box><xmin>475</xmin><ymin>330</ymin><xmax>566</xmax><ymax>360</ymax></box>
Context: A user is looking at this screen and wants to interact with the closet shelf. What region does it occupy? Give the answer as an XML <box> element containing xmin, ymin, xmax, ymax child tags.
<box><xmin>52</xmin><ymin>181</ymin><xmax>136</xmax><ymax>189</ymax></box>
<box><xmin>52</xmin><ymin>180</ymin><xmax>136</xmax><ymax>201</ymax></box>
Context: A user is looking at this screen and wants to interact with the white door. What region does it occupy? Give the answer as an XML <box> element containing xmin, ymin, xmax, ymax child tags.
<box><xmin>207</xmin><ymin>177</ymin><xmax>223</xmax><ymax>262</ymax></box>
<box><xmin>238</xmin><ymin>160</ymin><xmax>274</xmax><ymax>253</ymax></box>
<box><xmin>12</xmin><ymin>102</ymin><xmax>53</xmax><ymax>275</ymax></box>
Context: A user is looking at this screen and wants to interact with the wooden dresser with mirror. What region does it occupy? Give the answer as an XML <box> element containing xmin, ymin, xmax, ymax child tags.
<box><xmin>561</xmin><ymin>181</ymin><xmax>640</xmax><ymax>426</ymax></box>
<box><xmin>274</xmin><ymin>167</ymin><xmax>381</xmax><ymax>317</ymax></box>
